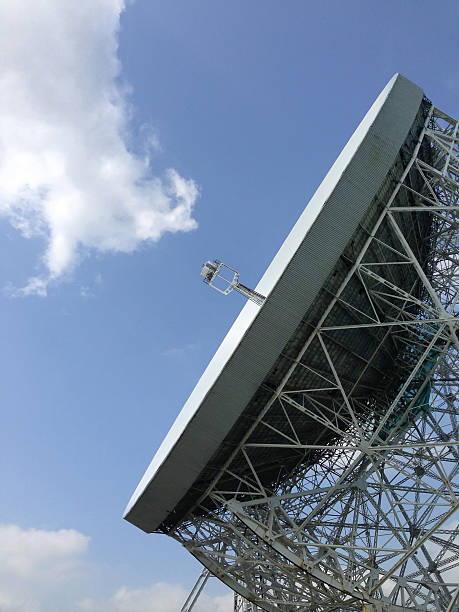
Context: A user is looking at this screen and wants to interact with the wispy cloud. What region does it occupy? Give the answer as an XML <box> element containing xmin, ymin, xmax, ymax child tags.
<box><xmin>161</xmin><ymin>343</ymin><xmax>199</xmax><ymax>358</ymax></box>
<box><xmin>77</xmin><ymin>583</ymin><xmax>232</xmax><ymax>612</ymax></box>
<box><xmin>0</xmin><ymin>0</ymin><xmax>198</xmax><ymax>296</ymax></box>
<box><xmin>80</xmin><ymin>286</ymin><xmax>94</xmax><ymax>299</ymax></box>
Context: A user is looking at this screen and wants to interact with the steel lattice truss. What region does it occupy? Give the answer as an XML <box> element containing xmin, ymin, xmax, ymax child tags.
<box><xmin>172</xmin><ymin>104</ymin><xmax>459</xmax><ymax>612</ymax></box>
<box><xmin>234</xmin><ymin>593</ymin><xmax>263</xmax><ymax>612</ymax></box>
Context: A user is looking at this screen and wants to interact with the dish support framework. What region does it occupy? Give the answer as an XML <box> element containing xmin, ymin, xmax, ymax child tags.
<box><xmin>177</xmin><ymin>102</ymin><xmax>459</xmax><ymax>612</ymax></box>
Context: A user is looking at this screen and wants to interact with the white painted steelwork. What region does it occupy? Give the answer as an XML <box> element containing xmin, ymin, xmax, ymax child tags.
<box><xmin>200</xmin><ymin>260</ymin><xmax>266</xmax><ymax>306</ymax></box>
<box><xmin>125</xmin><ymin>73</ymin><xmax>424</xmax><ymax>533</ymax></box>
<box><xmin>125</xmin><ymin>75</ymin><xmax>459</xmax><ymax>611</ymax></box>
<box><xmin>181</xmin><ymin>569</ymin><xmax>211</xmax><ymax>612</ymax></box>
<box><xmin>234</xmin><ymin>593</ymin><xmax>263</xmax><ymax>612</ymax></box>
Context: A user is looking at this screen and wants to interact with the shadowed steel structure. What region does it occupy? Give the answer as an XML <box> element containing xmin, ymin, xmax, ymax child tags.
<box><xmin>125</xmin><ymin>74</ymin><xmax>459</xmax><ymax>611</ymax></box>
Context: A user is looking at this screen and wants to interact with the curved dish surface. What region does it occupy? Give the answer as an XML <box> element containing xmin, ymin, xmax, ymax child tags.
<box><xmin>124</xmin><ymin>74</ymin><xmax>424</xmax><ymax>533</ymax></box>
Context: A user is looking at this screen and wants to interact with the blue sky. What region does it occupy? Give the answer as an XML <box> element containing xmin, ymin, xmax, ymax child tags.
<box><xmin>0</xmin><ymin>1</ymin><xmax>458</xmax><ymax>610</ymax></box>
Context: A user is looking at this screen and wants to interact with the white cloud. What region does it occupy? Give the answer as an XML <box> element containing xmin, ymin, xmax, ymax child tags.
<box><xmin>0</xmin><ymin>524</ymin><xmax>233</xmax><ymax>612</ymax></box>
<box><xmin>0</xmin><ymin>0</ymin><xmax>198</xmax><ymax>295</ymax></box>
<box><xmin>77</xmin><ymin>583</ymin><xmax>233</xmax><ymax>612</ymax></box>
<box><xmin>0</xmin><ymin>524</ymin><xmax>89</xmax><ymax>611</ymax></box>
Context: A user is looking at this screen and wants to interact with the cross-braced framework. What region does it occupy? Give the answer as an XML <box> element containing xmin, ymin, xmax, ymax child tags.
<box><xmin>234</xmin><ymin>593</ymin><xmax>263</xmax><ymax>612</ymax></box>
<box><xmin>173</xmin><ymin>102</ymin><xmax>459</xmax><ymax>611</ymax></box>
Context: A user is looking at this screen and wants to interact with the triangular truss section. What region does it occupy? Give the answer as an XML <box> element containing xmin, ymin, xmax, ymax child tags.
<box><xmin>178</xmin><ymin>103</ymin><xmax>459</xmax><ymax>611</ymax></box>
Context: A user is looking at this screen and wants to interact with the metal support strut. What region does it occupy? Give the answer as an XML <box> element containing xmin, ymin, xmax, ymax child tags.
<box><xmin>180</xmin><ymin>103</ymin><xmax>459</xmax><ymax>611</ymax></box>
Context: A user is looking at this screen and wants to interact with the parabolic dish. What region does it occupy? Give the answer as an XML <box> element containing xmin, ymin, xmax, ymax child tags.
<box><xmin>124</xmin><ymin>73</ymin><xmax>426</xmax><ymax>533</ymax></box>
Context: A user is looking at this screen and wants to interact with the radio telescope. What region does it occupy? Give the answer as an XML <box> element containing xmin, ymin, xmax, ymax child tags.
<box><xmin>125</xmin><ymin>74</ymin><xmax>459</xmax><ymax>611</ymax></box>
